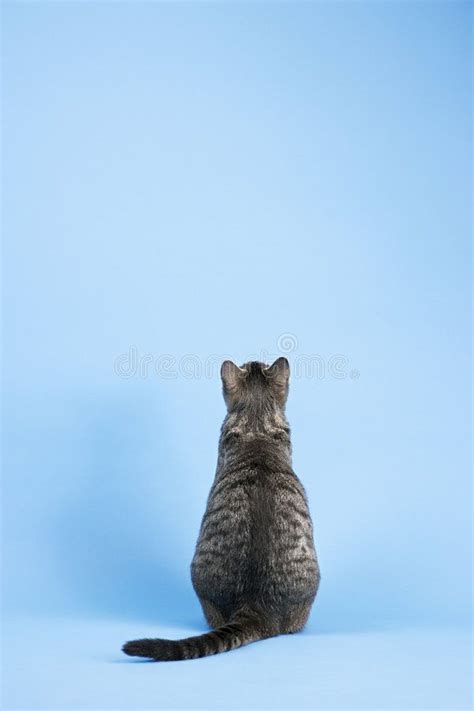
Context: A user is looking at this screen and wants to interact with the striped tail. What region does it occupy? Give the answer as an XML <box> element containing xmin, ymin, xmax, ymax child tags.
<box><xmin>122</xmin><ymin>614</ymin><xmax>271</xmax><ymax>662</ymax></box>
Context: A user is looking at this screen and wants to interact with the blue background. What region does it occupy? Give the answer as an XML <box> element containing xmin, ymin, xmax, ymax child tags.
<box><xmin>2</xmin><ymin>1</ymin><xmax>471</xmax><ymax>709</ymax></box>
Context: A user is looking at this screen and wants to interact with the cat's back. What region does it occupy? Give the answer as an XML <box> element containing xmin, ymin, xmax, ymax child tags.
<box><xmin>191</xmin><ymin>448</ymin><xmax>318</xmax><ymax>604</ymax></box>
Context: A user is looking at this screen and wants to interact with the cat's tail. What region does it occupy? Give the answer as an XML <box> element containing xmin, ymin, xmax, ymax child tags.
<box><xmin>122</xmin><ymin>611</ymin><xmax>273</xmax><ymax>662</ymax></box>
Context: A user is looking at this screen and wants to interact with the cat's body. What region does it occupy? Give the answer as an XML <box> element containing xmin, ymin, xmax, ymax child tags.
<box><xmin>123</xmin><ymin>358</ymin><xmax>320</xmax><ymax>661</ymax></box>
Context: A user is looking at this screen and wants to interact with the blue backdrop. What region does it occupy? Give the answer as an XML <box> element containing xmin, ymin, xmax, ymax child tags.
<box><xmin>2</xmin><ymin>2</ymin><xmax>471</xmax><ymax>709</ymax></box>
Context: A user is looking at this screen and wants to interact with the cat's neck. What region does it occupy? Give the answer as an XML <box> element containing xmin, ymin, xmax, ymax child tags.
<box><xmin>224</xmin><ymin>401</ymin><xmax>288</xmax><ymax>433</ymax></box>
<box><xmin>218</xmin><ymin>407</ymin><xmax>292</xmax><ymax>466</ymax></box>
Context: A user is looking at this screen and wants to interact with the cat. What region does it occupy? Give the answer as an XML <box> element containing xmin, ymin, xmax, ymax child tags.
<box><xmin>122</xmin><ymin>357</ymin><xmax>320</xmax><ymax>661</ymax></box>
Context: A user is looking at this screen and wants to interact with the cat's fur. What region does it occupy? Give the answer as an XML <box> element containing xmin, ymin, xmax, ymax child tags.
<box><xmin>123</xmin><ymin>357</ymin><xmax>320</xmax><ymax>661</ymax></box>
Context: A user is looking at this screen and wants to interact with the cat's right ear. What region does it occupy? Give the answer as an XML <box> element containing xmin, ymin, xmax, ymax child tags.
<box><xmin>221</xmin><ymin>360</ymin><xmax>245</xmax><ymax>392</ymax></box>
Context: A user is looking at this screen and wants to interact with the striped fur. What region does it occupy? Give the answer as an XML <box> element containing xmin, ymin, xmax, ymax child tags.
<box><xmin>123</xmin><ymin>357</ymin><xmax>320</xmax><ymax>662</ymax></box>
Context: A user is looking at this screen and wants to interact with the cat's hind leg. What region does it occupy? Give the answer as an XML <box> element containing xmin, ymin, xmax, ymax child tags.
<box><xmin>280</xmin><ymin>602</ymin><xmax>313</xmax><ymax>634</ymax></box>
<box><xmin>199</xmin><ymin>599</ymin><xmax>227</xmax><ymax>629</ymax></box>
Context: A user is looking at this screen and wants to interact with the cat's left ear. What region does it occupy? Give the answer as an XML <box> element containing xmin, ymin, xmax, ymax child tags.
<box><xmin>264</xmin><ymin>357</ymin><xmax>290</xmax><ymax>405</ymax></box>
<box><xmin>221</xmin><ymin>360</ymin><xmax>246</xmax><ymax>409</ymax></box>
<box><xmin>221</xmin><ymin>360</ymin><xmax>245</xmax><ymax>391</ymax></box>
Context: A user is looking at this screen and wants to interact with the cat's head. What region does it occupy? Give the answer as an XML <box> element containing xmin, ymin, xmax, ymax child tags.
<box><xmin>220</xmin><ymin>357</ymin><xmax>290</xmax><ymax>411</ymax></box>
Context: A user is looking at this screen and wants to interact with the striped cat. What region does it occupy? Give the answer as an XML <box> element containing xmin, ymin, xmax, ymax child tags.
<box><xmin>123</xmin><ymin>357</ymin><xmax>320</xmax><ymax>661</ymax></box>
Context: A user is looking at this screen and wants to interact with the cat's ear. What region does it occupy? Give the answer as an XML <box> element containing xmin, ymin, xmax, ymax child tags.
<box><xmin>265</xmin><ymin>357</ymin><xmax>290</xmax><ymax>382</ymax></box>
<box><xmin>221</xmin><ymin>360</ymin><xmax>246</xmax><ymax>393</ymax></box>
<box><xmin>264</xmin><ymin>357</ymin><xmax>290</xmax><ymax>405</ymax></box>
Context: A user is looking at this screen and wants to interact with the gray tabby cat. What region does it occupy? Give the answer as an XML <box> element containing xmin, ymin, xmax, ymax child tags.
<box><xmin>123</xmin><ymin>357</ymin><xmax>320</xmax><ymax>661</ymax></box>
